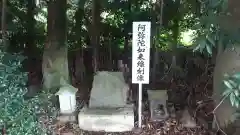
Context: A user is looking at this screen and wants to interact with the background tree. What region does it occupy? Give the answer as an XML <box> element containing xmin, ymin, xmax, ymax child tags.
<box><xmin>42</xmin><ymin>0</ymin><xmax>69</xmax><ymax>91</ymax></box>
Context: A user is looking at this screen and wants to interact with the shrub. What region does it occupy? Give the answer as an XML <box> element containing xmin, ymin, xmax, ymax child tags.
<box><xmin>0</xmin><ymin>50</ymin><xmax>57</xmax><ymax>135</ymax></box>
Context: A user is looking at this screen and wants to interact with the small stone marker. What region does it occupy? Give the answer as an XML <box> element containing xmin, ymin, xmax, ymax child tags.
<box><xmin>56</xmin><ymin>85</ymin><xmax>78</xmax><ymax>122</ymax></box>
<box><xmin>56</xmin><ymin>85</ymin><xmax>78</xmax><ymax>114</ymax></box>
<box><xmin>147</xmin><ymin>90</ymin><xmax>169</xmax><ymax>121</ymax></box>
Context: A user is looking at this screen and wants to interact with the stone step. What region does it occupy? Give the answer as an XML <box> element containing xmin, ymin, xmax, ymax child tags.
<box><xmin>78</xmin><ymin>106</ymin><xmax>134</xmax><ymax>132</ymax></box>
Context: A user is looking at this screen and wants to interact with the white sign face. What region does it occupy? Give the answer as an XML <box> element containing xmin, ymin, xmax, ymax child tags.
<box><xmin>132</xmin><ymin>22</ymin><xmax>151</xmax><ymax>84</ymax></box>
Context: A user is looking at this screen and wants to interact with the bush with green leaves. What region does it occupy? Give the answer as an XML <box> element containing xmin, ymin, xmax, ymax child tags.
<box><xmin>223</xmin><ymin>73</ymin><xmax>240</xmax><ymax>108</ymax></box>
<box><xmin>192</xmin><ymin>0</ymin><xmax>230</xmax><ymax>55</ymax></box>
<box><xmin>0</xmin><ymin>50</ymin><xmax>58</xmax><ymax>135</ymax></box>
<box><xmin>191</xmin><ymin>0</ymin><xmax>240</xmax><ymax>109</ymax></box>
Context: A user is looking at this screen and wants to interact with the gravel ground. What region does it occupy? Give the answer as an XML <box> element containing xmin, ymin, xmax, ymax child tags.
<box><xmin>53</xmin><ymin>111</ymin><xmax>215</xmax><ymax>135</ymax></box>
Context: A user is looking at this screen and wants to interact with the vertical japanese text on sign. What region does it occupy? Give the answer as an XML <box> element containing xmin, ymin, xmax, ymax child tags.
<box><xmin>132</xmin><ymin>22</ymin><xmax>151</xmax><ymax>84</ymax></box>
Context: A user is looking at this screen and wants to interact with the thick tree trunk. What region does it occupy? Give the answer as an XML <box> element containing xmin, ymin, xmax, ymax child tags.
<box><xmin>24</xmin><ymin>0</ymin><xmax>43</xmax><ymax>97</ymax></box>
<box><xmin>152</xmin><ymin>0</ymin><xmax>162</xmax><ymax>84</ymax></box>
<box><xmin>219</xmin><ymin>0</ymin><xmax>240</xmax><ymax>31</ymax></box>
<box><xmin>26</xmin><ymin>0</ymin><xmax>36</xmax><ymax>57</ymax></box>
<box><xmin>73</xmin><ymin>2</ymin><xmax>85</xmax><ymax>85</ymax></box>
<box><xmin>122</xmin><ymin>0</ymin><xmax>131</xmax><ymax>67</ymax></box>
<box><xmin>152</xmin><ymin>35</ymin><xmax>159</xmax><ymax>83</ymax></box>
<box><xmin>91</xmin><ymin>0</ymin><xmax>100</xmax><ymax>73</ymax></box>
<box><xmin>42</xmin><ymin>0</ymin><xmax>68</xmax><ymax>90</ymax></box>
<box><xmin>26</xmin><ymin>0</ymin><xmax>38</xmax><ymax>85</ymax></box>
<box><xmin>212</xmin><ymin>1</ymin><xmax>240</xmax><ymax>134</ymax></box>
<box><xmin>213</xmin><ymin>46</ymin><xmax>240</xmax><ymax>134</ymax></box>
<box><xmin>171</xmin><ymin>0</ymin><xmax>180</xmax><ymax>69</ymax></box>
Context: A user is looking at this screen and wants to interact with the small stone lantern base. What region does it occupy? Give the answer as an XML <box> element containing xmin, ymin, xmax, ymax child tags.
<box><xmin>57</xmin><ymin>112</ymin><xmax>77</xmax><ymax>123</ymax></box>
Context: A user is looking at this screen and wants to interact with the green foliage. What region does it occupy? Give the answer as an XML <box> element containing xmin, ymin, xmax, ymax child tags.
<box><xmin>0</xmin><ymin>50</ymin><xmax>57</xmax><ymax>135</ymax></box>
<box><xmin>222</xmin><ymin>73</ymin><xmax>240</xmax><ymax>108</ymax></box>
<box><xmin>156</xmin><ymin>29</ymin><xmax>173</xmax><ymax>51</ymax></box>
<box><xmin>188</xmin><ymin>0</ymin><xmax>240</xmax><ymax>109</ymax></box>
<box><xmin>192</xmin><ymin>0</ymin><xmax>229</xmax><ymax>55</ymax></box>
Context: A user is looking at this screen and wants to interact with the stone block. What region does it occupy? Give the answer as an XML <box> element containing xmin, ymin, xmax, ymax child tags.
<box><xmin>57</xmin><ymin>113</ymin><xmax>77</xmax><ymax>123</ymax></box>
<box><xmin>78</xmin><ymin>106</ymin><xmax>134</xmax><ymax>132</ymax></box>
<box><xmin>89</xmin><ymin>72</ymin><xmax>129</xmax><ymax>108</ymax></box>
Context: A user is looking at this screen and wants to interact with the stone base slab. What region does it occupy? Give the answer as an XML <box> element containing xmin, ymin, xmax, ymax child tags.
<box><xmin>78</xmin><ymin>106</ymin><xmax>134</xmax><ymax>132</ymax></box>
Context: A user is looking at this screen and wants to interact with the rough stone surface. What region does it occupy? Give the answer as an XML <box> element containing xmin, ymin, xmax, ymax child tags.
<box><xmin>147</xmin><ymin>90</ymin><xmax>169</xmax><ymax>121</ymax></box>
<box><xmin>89</xmin><ymin>71</ymin><xmax>129</xmax><ymax>108</ymax></box>
<box><xmin>78</xmin><ymin>106</ymin><xmax>134</xmax><ymax>132</ymax></box>
<box><xmin>42</xmin><ymin>47</ymin><xmax>69</xmax><ymax>89</ymax></box>
<box><xmin>78</xmin><ymin>71</ymin><xmax>134</xmax><ymax>132</ymax></box>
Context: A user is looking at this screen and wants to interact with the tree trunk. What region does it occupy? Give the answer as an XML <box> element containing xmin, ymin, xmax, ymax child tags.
<box><xmin>26</xmin><ymin>0</ymin><xmax>36</xmax><ymax>57</ymax></box>
<box><xmin>26</xmin><ymin>0</ymin><xmax>38</xmax><ymax>85</ymax></box>
<box><xmin>108</xmin><ymin>36</ymin><xmax>113</xmax><ymax>70</ymax></box>
<box><xmin>73</xmin><ymin>2</ymin><xmax>85</xmax><ymax>85</ymax></box>
<box><xmin>91</xmin><ymin>0</ymin><xmax>100</xmax><ymax>73</ymax></box>
<box><xmin>42</xmin><ymin>0</ymin><xmax>68</xmax><ymax>90</ymax></box>
<box><xmin>213</xmin><ymin>46</ymin><xmax>240</xmax><ymax>134</ymax></box>
<box><xmin>24</xmin><ymin>0</ymin><xmax>43</xmax><ymax>97</ymax></box>
<box><xmin>152</xmin><ymin>0</ymin><xmax>163</xmax><ymax>84</ymax></box>
<box><xmin>123</xmin><ymin>0</ymin><xmax>131</xmax><ymax>66</ymax></box>
<box><xmin>219</xmin><ymin>0</ymin><xmax>240</xmax><ymax>31</ymax></box>
<box><xmin>212</xmin><ymin>1</ymin><xmax>240</xmax><ymax>134</ymax></box>
<box><xmin>1</xmin><ymin>0</ymin><xmax>7</xmax><ymax>49</ymax></box>
<box><xmin>171</xmin><ymin>0</ymin><xmax>180</xmax><ymax>69</ymax></box>
<box><xmin>152</xmin><ymin>29</ymin><xmax>159</xmax><ymax>84</ymax></box>
<box><xmin>123</xmin><ymin>35</ymin><xmax>129</xmax><ymax>64</ymax></box>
